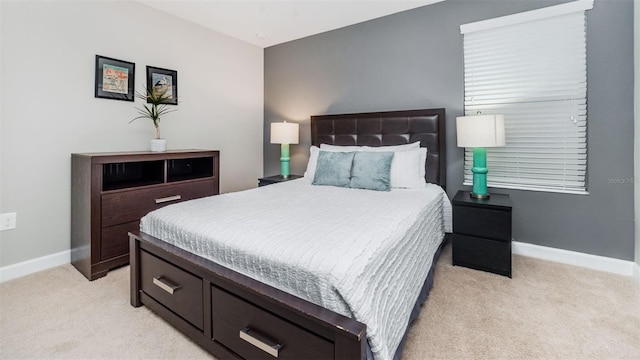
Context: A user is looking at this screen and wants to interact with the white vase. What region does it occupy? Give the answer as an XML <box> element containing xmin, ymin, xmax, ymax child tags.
<box><xmin>150</xmin><ymin>138</ymin><xmax>167</xmax><ymax>152</ymax></box>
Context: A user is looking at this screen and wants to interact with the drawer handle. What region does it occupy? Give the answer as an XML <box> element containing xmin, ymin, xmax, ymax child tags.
<box><xmin>155</xmin><ymin>195</ymin><xmax>181</xmax><ymax>204</ymax></box>
<box><xmin>239</xmin><ymin>327</ymin><xmax>282</xmax><ymax>358</ymax></box>
<box><xmin>152</xmin><ymin>276</ymin><xmax>181</xmax><ymax>294</ymax></box>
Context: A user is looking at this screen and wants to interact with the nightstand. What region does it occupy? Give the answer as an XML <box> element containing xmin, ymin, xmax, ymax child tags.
<box><xmin>258</xmin><ymin>174</ymin><xmax>303</xmax><ymax>187</ymax></box>
<box><xmin>452</xmin><ymin>190</ymin><xmax>513</xmax><ymax>277</ymax></box>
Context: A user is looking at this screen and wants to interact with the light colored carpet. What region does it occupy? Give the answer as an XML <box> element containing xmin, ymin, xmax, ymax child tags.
<box><xmin>1</xmin><ymin>243</ymin><xmax>638</xmax><ymax>359</ymax></box>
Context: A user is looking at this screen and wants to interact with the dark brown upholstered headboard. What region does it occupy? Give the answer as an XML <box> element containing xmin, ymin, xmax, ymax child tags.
<box><xmin>311</xmin><ymin>108</ymin><xmax>446</xmax><ymax>188</ymax></box>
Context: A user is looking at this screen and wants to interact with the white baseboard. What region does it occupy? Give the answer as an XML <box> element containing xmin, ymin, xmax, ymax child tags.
<box><xmin>512</xmin><ymin>241</ymin><xmax>636</xmax><ymax>277</ymax></box>
<box><xmin>0</xmin><ymin>250</ymin><xmax>70</xmax><ymax>283</ymax></box>
<box><xmin>634</xmin><ymin>263</ymin><xmax>640</xmax><ymax>286</ymax></box>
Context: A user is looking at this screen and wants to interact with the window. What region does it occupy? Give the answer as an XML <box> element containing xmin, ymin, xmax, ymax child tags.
<box><xmin>460</xmin><ymin>0</ymin><xmax>593</xmax><ymax>194</ymax></box>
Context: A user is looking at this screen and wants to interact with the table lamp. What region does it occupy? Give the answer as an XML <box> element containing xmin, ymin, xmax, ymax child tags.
<box><xmin>456</xmin><ymin>114</ymin><xmax>505</xmax><ymax>199</ymax></box>
<box><xmin>270</xmin><ymin>121</ymin><xmax>299</xmax><ymax>178</ymax></box>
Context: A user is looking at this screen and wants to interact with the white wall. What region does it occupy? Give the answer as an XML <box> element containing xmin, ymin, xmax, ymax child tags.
<box><xmin>0</xmin><ymin>1</ymin><xmax>264</xmax><ymax>267</ymax></box>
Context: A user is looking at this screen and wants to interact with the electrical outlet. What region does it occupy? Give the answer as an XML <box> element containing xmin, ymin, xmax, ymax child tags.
<box><xmin>0</xmin><ymin>212</ymin><xmax>17</xmax><ymax>231</ymax></box>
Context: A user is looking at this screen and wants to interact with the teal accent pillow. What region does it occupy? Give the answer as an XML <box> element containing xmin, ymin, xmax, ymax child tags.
<box><xmin>350</xmin><ymin>151</ymin><xmax>394</xmax><ymax>191</ymax></box>
<box><xmin>312</xmin><ymin>151</ymin><xmax>355</xmax><ymax>187</ymax></box>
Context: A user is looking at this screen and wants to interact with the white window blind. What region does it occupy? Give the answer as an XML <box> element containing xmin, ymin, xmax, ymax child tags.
<box><xmin>460</xmin><ymin>0</ymin><xmax>592</xmax><ymax>194</ymax></box>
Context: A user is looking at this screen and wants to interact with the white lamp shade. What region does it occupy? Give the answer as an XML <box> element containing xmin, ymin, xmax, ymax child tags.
<box><xmin>270</xmin><ymin>122</ymin><xmax>299</xmax><ymax>144</ymax></box>
<box><xmin>456</xmin><ymin>114</ymin><xmax>506</xmax><ymax>148</ymax></box>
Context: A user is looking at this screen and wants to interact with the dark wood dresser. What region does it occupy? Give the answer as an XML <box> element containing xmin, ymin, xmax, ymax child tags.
<box><xmin>452</xmin><ymin>190</ymin><xmax>512</xmax><ymax>277</ymax></box>
<box><xmin>71</xmin><ymin>150</ymin><xmax>219</xmax><ymax>280</ymax></box>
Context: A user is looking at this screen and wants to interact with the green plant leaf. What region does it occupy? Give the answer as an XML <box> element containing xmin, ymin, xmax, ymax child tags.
<box><xmin>130</xmin><ymin>85</ymin><xmax>178</xmax><ymax>128</ymax></box>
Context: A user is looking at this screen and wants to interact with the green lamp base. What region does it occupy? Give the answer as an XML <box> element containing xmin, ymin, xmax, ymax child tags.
<box><xmin>471</xmin><ymin>147</ymin><xmax>490</xmax><ymax>199</ymax></box>
<box><xmin>280</xmin><ymin>143</ymin><xmax>290</xmax><ymax>179</ymax></box>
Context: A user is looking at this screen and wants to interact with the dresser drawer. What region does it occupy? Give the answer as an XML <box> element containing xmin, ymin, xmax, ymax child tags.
<box><xmin>140</xmin><ymin>250</ymin><xmax>203</xmax><ymax>330</ymax></box>
<box><xmin>452</xmin><ymin>234</ymin><xmax>511</xmax><ymax>277</ymax></box>
<box><xmin>212</xmin><ymin>287</ymin><xmax>333</xmax><ymax>360</ymax></box>
<box><xmin>101</xmin><ymin>179</ymin><xmax>216</xmax><ymax>227</ymax></box>
<box><xmin>453</xmin><ymin>205</ymin><xmax>511</xmax><ymax>241</ymax></box>
<box><xmin>100</xmin><ymin>220</ymin><xmax>139</xmax><ymax>261</ymax></box>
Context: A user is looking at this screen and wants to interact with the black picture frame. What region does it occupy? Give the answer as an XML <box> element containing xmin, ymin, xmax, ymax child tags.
<box><xmin>146</xmin><ymin>66</ymin><xmax>178</xmax><ymax>105</ymax></box>
<box><xmin>94</xmin><ymin>55</ymin><xmax>135</xmax><ymax>102</ymax></box>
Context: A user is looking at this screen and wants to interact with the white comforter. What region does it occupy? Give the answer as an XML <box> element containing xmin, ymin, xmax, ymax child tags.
<box><xmin>140</xmin><ymin>179</ymin><xmax>452</xmax><ymax>360</ymax></box>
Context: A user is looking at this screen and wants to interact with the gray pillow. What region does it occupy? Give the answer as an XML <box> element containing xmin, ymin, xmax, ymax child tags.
<box><xmin>350</xmin><ymin>151</ymin><xmax>394</xmax><ymax>191</ymax></box>
<box><xmin>312</xmin><ymin>151</ymin><xmax>355</xmax><ymax>187</ymax></box>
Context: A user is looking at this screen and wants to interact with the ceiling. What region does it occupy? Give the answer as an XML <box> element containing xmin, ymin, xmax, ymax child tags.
<box><xmin>140</xmin><ymin>0</ymin><xmax>443</xmax><ymax>48</ymax></box>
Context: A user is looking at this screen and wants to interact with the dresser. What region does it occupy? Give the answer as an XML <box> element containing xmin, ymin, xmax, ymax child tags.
<box><xmin>71</xmin><ymin>150</ymin><xmax>219</xmax><ymax>280</ymax></box>
<box><xmin>452</xmin><ymin>190</ymin><xmax>512</xmax><ymax>277</ymax></box>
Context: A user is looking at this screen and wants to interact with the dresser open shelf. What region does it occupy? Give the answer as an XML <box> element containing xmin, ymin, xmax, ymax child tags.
<box><xmin>71</xmin><ymin>150</ymin><xmax>220</xmax><ymax>280</ymax></box>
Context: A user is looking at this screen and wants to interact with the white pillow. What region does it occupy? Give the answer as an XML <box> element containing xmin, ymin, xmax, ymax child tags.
<box><xmin>319</xmin><ymin>144</ymin><xmax>361</xmax><ymax>151</ymax></box>
<box><xmin>389</xmin><ymin>148</ymin><xmax>427</xmax><ymax>189</ymax></box>
<box><xmin>320</xmin><ymin>141</ymin><xmax>420</xmax><ymax>152</ymax></box>
<box><xmin>304</xmin><ymin>146</ymin><xmax>320</xmax><ymax>180</ymax></box>
<box><xmin>419</xmin><ymin>148</ymin><xmax>427</xmax><ymax>179</ymax></box>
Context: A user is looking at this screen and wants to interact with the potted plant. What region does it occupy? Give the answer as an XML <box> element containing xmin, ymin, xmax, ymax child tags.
<box><xmin>130</xmin><ymin>86</ymin><xmax>177</xmax><ymax>152</ymax></box>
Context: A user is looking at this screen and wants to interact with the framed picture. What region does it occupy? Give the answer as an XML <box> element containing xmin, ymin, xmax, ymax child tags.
<box><xmin>94</xmin><ymin>55</ymin><xmax>135</xmax><ymax>101</ymax></box>
<box><xmin>146</xmin><ymin>66</ymin><xmax>178</xmax><ymax>105</ymax></box>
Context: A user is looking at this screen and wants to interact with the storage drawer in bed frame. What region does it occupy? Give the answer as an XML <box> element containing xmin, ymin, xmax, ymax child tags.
<box><xmin>140</xmin><ymin>250</ymin><xmax>204</xmax><ymax>330</ymax></box>
<box><xmin>130</xmin><ymin>231</ymin><xmax>366</xmax><ymax>360</ymax></box>
<box><xmin>212</xmin><ymin>286</ymin><xmax>334</xmax><ymax>359</ymax></box>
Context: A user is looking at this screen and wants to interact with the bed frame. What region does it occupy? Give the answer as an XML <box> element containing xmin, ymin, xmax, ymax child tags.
<box><xmin>129</xmin><ymin>108</ymin><xmax>446</xmax><ymax>359</ymax></box>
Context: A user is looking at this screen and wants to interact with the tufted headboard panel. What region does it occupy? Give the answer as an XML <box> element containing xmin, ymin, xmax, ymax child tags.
<box><xmin>311</xmin><ymin>108</ymin><xmax>446</xmax><ymax>188</ymax></box>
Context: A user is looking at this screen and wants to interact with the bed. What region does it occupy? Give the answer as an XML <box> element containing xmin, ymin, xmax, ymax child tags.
<box><xmin>129</xmin><ymin>108</ymin><xmax>448</xmax><ymax>360</ymax></box>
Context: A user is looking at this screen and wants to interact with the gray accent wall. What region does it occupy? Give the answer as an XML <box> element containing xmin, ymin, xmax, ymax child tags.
<box><xmin>635</xmin><ymin>0</ymin><xmax>639</xmax><ymax>267</ymax></box>
<box><xmin>264</xmin><ymin>0</ymin><xmax>635</xmax><ymax>261</ymax></box>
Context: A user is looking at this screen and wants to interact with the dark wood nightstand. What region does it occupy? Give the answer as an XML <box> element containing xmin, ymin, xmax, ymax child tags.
<box><xmin>452</xmin><ymin>190</ymin><xmax>513</xmax><ymax>277</ymax></box>
<box><xmin>258</xmin><ymin>174</ymin><xmax>303</xmax><ymax>187</ymax></box>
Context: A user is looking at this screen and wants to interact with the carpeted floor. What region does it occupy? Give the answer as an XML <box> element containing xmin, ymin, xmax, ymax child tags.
<box><xmin>1</xmin><ymin>243</ymin><xmax>639</xmax><ymax>359</ymax></box>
